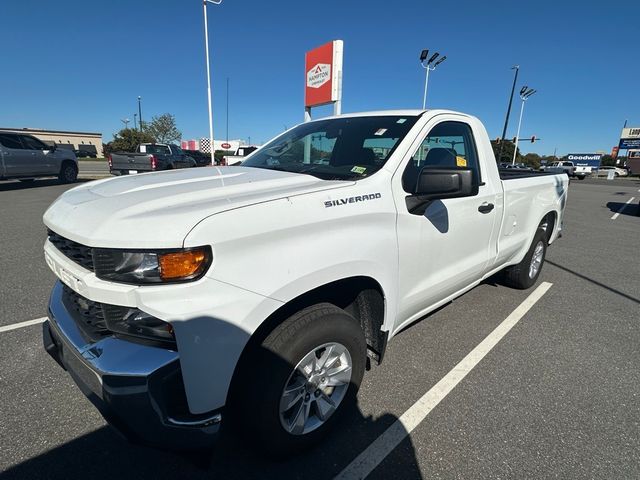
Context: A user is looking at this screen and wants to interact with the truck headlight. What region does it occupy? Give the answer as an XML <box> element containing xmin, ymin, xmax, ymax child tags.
<box><xmin>93</xmin><ymin>247</ymin><xmax>212</xmax><ymax>284</ymax></box>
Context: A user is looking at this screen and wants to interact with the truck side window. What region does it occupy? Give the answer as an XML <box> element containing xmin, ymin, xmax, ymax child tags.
<box><xmin>21</xmin><ymin>135</ymin><xmax>47</xmax><ymax>150</ymax></box>
<box><xmin>0</xmin><ymin>133</ymin><xmax>25</xmax><ymax>150</ymax></box>
<box><xmin>402</xmin><ymin>121</ymin><xmax>481</xmax><ymax>193</ymax></box>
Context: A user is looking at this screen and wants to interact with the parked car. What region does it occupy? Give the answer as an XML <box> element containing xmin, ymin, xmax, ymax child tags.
<box><xmin>543</xmin><ymin>161</ymin><xmax>589</xmax><ymax>180</ymax></box>
<box><xmin>42</xmin><ymin>109</ymin><xmax>567</xmax><ymax>455</ymax></box>
<box><xmin>597</xmin><ymin>166</ymin><xmax>628</xmax><ymax>177</ymax></box>
<box><xmin>502</xmin><ymin>163</ymin><xmax>534</xmax><ymax>171</ymax></box>
<box><xmin>222</xmin><ymin>145</ymin><xmax>259</xmax><ymax>166</ymax></box>
<box><xmin>183</xmin><ymin>149</ymin><xmax>214</xmax><ymax>167</ymax></box>
<box><xmin>75</xmin><ymin>149</ymin><xmax>97</xmax><ymax>158</ymax></box>
<box><xmin>108</xmin><ymin>143</ymin><xmax>196</xmax><ymax>175</ymax></box>
<box><xmin>0</xmin><ymin>131</ymin><xmax>78</xmax><ymax>183</ymax></box>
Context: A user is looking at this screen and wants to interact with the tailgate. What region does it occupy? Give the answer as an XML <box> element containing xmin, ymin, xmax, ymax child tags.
<box><xmin>111</xmin><ymin>153</ymin><xmax>152</xmax><ymax>171</ymax></box>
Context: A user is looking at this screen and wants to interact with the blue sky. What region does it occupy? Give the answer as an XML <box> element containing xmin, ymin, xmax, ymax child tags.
<box><xmin>1</xmin><ymin>0</ymin><xmax>637</xmax><ymax>156</ymax></box>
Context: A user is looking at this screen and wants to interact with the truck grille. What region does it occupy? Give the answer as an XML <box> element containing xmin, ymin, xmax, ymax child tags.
<box><xmin>48</xmin><ymin>230</ymin><xmax>95</xmax><ymax>272</ymax></box>
<box><xmin>61</xmin><ymin>284</ymin><xmax>128</xmax><ymax>343</ymax></box>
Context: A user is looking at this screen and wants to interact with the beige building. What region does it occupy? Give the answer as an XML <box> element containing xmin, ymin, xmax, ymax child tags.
<box><xmin>0</xmin><ymin>127</ymin><xmax>103</xmax><ymax>157</ymax></box>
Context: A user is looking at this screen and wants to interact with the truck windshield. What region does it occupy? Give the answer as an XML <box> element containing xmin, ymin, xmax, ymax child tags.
<box><xmin>242</xmin><ymin>115</ymin><xmax>420</xmax><ymax>180</ymax></box>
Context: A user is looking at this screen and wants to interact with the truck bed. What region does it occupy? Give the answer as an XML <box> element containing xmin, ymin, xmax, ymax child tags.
<box><xmin>498</xmin><ymin>169</ymin><xmax>563</xmax><ymax>180</ymax></box>
<box><xmin>110</xmin><ymin>152</ymin><xmax>154</xmax><ymax>174</ymax></box>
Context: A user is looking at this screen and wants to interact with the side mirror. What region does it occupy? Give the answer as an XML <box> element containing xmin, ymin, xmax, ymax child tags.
<box><xmin>406</xmin><ymin>167</ymin><xmax>477</xmax><ymax>214</ymax></box>
<box><xmin>47</xmin><ymin>143</ymin><xmax>57</xmax><ymax>152</ymax></box>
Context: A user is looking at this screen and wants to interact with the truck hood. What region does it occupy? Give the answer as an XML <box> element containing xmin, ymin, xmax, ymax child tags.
<box><xmin>43</xmin><ymin>166</ymin><xmax>350</xmax><ymax>248</ymax></box>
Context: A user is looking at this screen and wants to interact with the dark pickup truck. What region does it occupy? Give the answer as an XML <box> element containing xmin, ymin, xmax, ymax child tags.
<box><xmin>109</xmin><ymin>143</ymin><xmax>196</xmax><ymax>175</ymax></box>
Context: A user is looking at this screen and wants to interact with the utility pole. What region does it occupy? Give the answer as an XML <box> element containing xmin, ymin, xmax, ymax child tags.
<box><xmin>203</xmin><ymin>0</ymin><xmax>222</xmax><ymax>165</ymax></box>
<box><xmin>498</xmin><ymin>65</ymin><xmax>519</xmax><ymax>163</ymax></box>
<box><xmin>137</xmin><ymin>96</ymin><xmax>143</xmax><ymax>132</ymax></box>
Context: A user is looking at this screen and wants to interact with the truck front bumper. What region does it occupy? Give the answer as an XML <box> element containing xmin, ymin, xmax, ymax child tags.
<box><xmin>43</xmin><ymin>281</ymin><xmax>221</xmax><ymax>451</ymax></box>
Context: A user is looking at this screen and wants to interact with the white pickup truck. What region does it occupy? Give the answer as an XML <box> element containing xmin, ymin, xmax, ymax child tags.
<box><xmin>42</xmin><ymin>110</ymin><xmax>567</xmax><ymax>454</ymax></box>
<box><xmin>543</xmin><ymin>160</ymin><xmax>590</xmax><ymax>180</ymax></box>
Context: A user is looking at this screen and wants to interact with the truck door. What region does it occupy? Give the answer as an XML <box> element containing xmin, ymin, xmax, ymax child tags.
<box><xmin>19</xmin><ymin>135</ymin><xmax>51</xmax><ymax>173</ymax></box>
<box><xmin>0</xmin><ymin>133</ymin><xmax>39</xmax><ymax>176</ymax></box>
<box><xmin>392</xmin><ymin>119</ymin><xmax>499</xmax><ymax>327</ymax></box>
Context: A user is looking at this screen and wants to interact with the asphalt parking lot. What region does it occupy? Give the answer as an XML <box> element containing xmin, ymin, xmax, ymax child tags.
<box><xmin>1</xmin><ymin>175</ymin><xmax>638</xmax><ymax>479</ymax></box>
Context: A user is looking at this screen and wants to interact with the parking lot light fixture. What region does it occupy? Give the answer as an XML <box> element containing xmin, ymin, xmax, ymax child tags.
<box><xmin>420</xmin><ymin>49</ymin><xmax>446</xmax><ymax>109</ymax></box>
<box><xmin>203</xmin><ymin>0</ymin><xmax>222</xmax><ymax>166</ymax></box>
<box><xmin>512</xmin><ymin>87</ymin><xmax>537</xmax><ymax>164</ymax></box>
<box><xmin>138</xmin><ymin>96</ymin><xmax>143</xmax><ymax>132</ymax></box>
<box><xmin>498</xmin><ymin>65</ymin><xmax>519</xmax><ymax>164</ymax></box>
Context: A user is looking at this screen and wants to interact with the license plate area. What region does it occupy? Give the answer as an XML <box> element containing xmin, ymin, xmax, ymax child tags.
<box><xmin>128</xmin><ymin>170</ymin><xmax>138</xmax><ymax>174</ymax></box>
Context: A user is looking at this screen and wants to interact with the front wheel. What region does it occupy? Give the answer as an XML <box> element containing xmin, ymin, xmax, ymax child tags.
<box><xmin>502</xmin><ymin>228</ymin><xmax>547</xmax><ymax>289</ymax></box>
<box><xmin>235</xmin><ymin>303</ymin><xmax>367</xmax><ymax>456</ymax></box>
<box><xmin>58</xmin><ymin>162</ymin><xmax>78</xmax><ymax>184</ymax></box>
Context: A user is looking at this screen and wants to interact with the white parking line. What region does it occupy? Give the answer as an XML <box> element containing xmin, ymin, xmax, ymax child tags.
<box><xmin>335</xmin><ymin>281</ymin><xmax>553</xmax><ymax>480</ymax></box>
<box><xmin>0</xmin><ymin>317</ymin><xmax>47</xmax><ymax>334</ymax></box>
<box><xmin>611</xmin><ymin>197</ymin><xmax>636</xmax><ymax>220</ymax></box>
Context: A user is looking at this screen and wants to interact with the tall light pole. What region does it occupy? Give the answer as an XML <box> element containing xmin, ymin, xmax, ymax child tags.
<box><xmin>134</xmin><ymin>113</ymin><xmax>138</xmax><ymax>130</ymax></box>
<box><xmin>512</xmin><ymin>86</ymin><xmax>536</xmax><ymax>164</ymax></box>
<box><xmin>203</xmin><ymin>0</ymin><xmax>222</xmax><ymax>165</ymax></box>
<box><xmin>419</xmin><ymin>49</ymin><xmax>447</xmax><ymax>109</ymax></box>
<box><xmin>498</xmin><ymin>65</ymin><xmax>519</xmax><ymax>164</ymax></box>
<box><xmin>121</xmin><ymin>118</ymin><xmax>130</xmax><ymax>129</ymax></box>
<box><xmin>137</xmin><ymin>96</ymin><xmax>143</xmax><ymax>132</ymax></box>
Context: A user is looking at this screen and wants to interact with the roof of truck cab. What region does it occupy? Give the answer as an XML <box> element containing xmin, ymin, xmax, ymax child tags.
<box><xmin>316</xmin><ymin>109</ymin><xmax>470</xmax><ymax>120</ymax></box>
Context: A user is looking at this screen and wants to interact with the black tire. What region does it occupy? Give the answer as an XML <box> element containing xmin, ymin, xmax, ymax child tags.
<box><xmin>502</xmin><ymin>228</ymin><xmax>547</xmax><ymax>290</ymax></box>
<box><xmin>58</xmin><ymin>162</ymin><xmax>78</xmax><ymax>184</ymax></box>
<box><xmin>577</xmin><ymin>176</ymin><xmax>585</xmax><ymax>180</ymax></box>
<box><xmin>235</xmin><ymin>303</ymin><xmax>367</xmax><ymax>457</ymax></box>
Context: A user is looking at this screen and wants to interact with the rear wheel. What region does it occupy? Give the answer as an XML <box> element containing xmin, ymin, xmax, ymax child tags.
<box><xmin>58</xmin><ymin>162</ymin><xmax>78</xmax><ymax>184</ymax></box>
<box><xmin>502</xmin><ymin>228</ymin><xmax>547</xmax><ymax>289</ymax></box>
<box><xmin>234</xmin><ymin>303</ymin><xmax>367</xmax><ymax>456</ymax></box>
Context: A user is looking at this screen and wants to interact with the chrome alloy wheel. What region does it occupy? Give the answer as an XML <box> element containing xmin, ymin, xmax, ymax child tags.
<box><xmin>279</xmin><ymin>342</ymin><xmax>352</xmax><ymax>435</ymax></box>
<box><xmin>529</xmin><ymin>241</ymin><xmax>544</xmax><ymax>279</ymax></box>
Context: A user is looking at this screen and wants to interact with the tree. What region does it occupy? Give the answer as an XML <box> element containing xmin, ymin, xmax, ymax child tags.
<box><xmin>145</xmin><ymin>113</ymin><xmax>181</xmax><ymax>144</ymax></box>
<box><xmin>491</xmin><ymin>139</ymin><xmax>520</xmax><ymax>164</ymax></box>
<box><xmin>107</xmin><ymin>128</ymin><xmax>155</xmax><ymax>153</ymax></box>
<box><xmin>600</xmin><ymin>154</ymin><xmax>616</xmax><ymax>167</ymax></box>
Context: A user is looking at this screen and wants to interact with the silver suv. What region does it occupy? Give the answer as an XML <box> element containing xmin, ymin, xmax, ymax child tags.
<box><xmin>0</xmin><ymin>132</ymin><xmax>78</xmax><ymax>183</ymax></box>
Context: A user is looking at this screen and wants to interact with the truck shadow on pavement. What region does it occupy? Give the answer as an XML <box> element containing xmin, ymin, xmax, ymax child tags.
<box><xmin>606</xmin><ymin>201</ymin><xmax>640</xmax><ymax>217</ymax></box>
<box><xmin>4</xmin><ymin>320</ymin><xmax>423</xmax><ymax>480</ymax></box>
<box><xmin>0</xmin><ymin>179</ymin><xmax>91</xmax><ymax>192</ymax></box>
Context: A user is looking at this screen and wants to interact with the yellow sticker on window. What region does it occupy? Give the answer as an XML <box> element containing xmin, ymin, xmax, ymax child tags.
<box><xmin>351</xmin><ymin>166</ymin><xmax>367</xmax><ymax>174</ymax></box>
<box><xmin>456</xmin><ymin>156</ymin><xmax>467</xmax><ymax>167</ymax></box>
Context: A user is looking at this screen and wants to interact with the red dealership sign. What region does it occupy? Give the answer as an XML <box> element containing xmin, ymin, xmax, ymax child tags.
<box><xmin>611</xmin><ymin>146</ymin><xmax>619</xmax><ymax>159</ymax></box>
<box><xmin>305</xmin><ymin>40</ymin><xmax>343</xmax><ymax>108</ymax></box>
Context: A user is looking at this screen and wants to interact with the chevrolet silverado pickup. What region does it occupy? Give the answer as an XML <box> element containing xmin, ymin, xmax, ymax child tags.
<box><xmin>543</xmin><ymin>160</ymin><xmax>590</xmax><ymax>179</ymax></box>
<box><xmin>108</xmin><ymin>143</ymin><xmax>196</xmax><ymax>175</ymax></box>
<box><xmin>0</xmin><ymin>131</ymin><xmax>78</xmax><ymax>183</ymax></box>
<box><xmin>42</xmin><ymin>110</ymin><xmax>567</xmax><ymax>455</ymax></box>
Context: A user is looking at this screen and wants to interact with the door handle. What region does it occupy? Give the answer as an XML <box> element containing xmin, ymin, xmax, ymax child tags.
<box><xmin>478</xmin><ymin>202</ymin><xmax>494</xmax><ymax>214</ymax></box>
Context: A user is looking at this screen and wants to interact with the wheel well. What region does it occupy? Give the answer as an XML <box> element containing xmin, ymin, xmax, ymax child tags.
<box><xmin>227</xmin><ymin>277</ymin><xmax>387</xmax><ymax>405</ymax></box>
<box><xmin>540</xmin><ymin>211</ymin><xmax>557</xmax><ymax>244</ymax></box>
